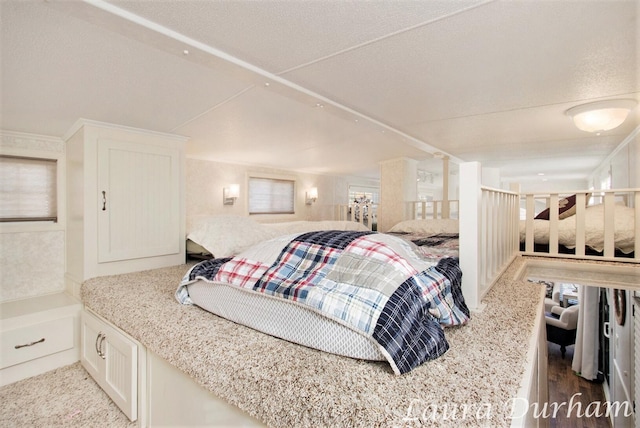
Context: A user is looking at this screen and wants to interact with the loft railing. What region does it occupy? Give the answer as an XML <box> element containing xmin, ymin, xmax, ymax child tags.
<box><xmin>459</xmin><ymin>162</ymin><xmax>520</xmax><ymax>311</ymax></box>
<box><xmin>520</xmin><ymin>188</ymin><xmax>639</xmax><ymax>262</ymax></box>
<box><xmin>335</xmin><ymin>202</ymin><xmax>378</xmax><ymax>230</ymax></box>
<box><xmin>406</xmin><ymin>200</ymin><xmax>459</xmax><ymax>220</ymax></box>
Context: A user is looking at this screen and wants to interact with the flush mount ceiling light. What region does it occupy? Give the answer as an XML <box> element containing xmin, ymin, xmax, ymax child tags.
<box><xmin>565</xmin><ymin>99</ymin><xmax>637</xmax><ymax>133</ymax></box>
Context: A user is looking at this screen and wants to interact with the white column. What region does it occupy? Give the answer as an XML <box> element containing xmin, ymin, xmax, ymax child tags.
<box><xmin>442</xmin><ymin>156</ymin><xmax>450</xmax><ymax>219</ymax></box>
<box><xmin>378</xmin><ymin>158</ymin><xmax>417</xmax><ymax>232</ymax></box>
<box><xmin>459</xmin><ymin>162</ymin><xmax>483</xmax><ymax>311</ymax></box>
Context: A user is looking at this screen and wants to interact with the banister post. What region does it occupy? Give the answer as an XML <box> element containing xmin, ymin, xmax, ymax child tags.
<box><xmin>459</xmin><ymin>162</ymin><xmax>483</xmax><ymax>311</ymax></box>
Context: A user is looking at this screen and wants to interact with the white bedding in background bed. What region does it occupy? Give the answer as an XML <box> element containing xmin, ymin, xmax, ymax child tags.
<box><xmin>386</xmin><ymin>218</ymin><xmax>459</xmax><ymax>260</ymax></box>
<box><xmin>262</xmin><ymin>220</ymin><xmax>369</xmax><ymax>235</ymax></box>
<box><xmin>388</xmin><ymin>218</ymin><xmax>459</xmax><ymax>234</ymax></box>
<box><xmin>519</xmin><ymin>203</ymin><xmax>635</xmax><ymax>254</ymax></box>
<box><xmin>187</xmin><ymin>215</ymin><xmax>368</xmax><ymax>258</ymax></box>
<box><xmin>187</xmin><ymin>216</ymin><xmax>275</xmax><ymax>258</ymax></box>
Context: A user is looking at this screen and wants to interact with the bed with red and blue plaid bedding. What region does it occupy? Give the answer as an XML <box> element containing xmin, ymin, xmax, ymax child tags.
<box><xmin>176</xmin><ymin>230</ymin><xmax>469</xmax><ymax>375</ymax></box>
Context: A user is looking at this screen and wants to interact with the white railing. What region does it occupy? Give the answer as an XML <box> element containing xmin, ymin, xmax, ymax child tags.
<box><xmin>459</xmin><ymin>162</ymin><xmax>520</xmax><ymax>311</ymax></box>
<box><xmin>520</xmin><ymin>188</ymin><xmax>639</xmax><ymax>263</ymax></box>
<box><xmin>335</xmin><ymin>202</ymin><xmax>378</xmax><ymax>230</ymax></box>
<box><xmin>406</xmin><ymin>200</ymin><xmax>459</xmax><ymax>220</ymax></box>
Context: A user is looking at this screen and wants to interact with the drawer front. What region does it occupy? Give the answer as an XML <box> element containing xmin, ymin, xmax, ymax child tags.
<box><xmin>0</xmin><ymin>316</ymin><xmax>75</xmax><ymax>369</ymax></box>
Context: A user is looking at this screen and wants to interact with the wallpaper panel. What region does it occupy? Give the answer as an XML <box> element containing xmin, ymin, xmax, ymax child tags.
<box><xmin>0</xmin><ymin>230</ymin><xmax>65</xmax><ymax>302</ymax></box>
<box><xmin>0</xmin><ymin>130</ymin><xmax>66</xmax><ymax>302</ymax></box>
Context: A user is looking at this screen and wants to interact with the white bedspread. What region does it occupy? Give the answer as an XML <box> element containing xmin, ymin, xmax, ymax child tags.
<box><xmin>519</xmin><ymin>203</ymin><xmax>635</xmax><ymax>254</ymax></box>
<box><xmin>187</xmin><ymin>215</ymin><xmax>368</xmax><ymax>258</ymax></box>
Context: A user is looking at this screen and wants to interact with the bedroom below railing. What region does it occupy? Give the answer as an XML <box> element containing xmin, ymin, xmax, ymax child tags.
<box><xmin>520</xmin><ymin>188</ymin><xmax>639</xmax><ymax>263</ymax></box>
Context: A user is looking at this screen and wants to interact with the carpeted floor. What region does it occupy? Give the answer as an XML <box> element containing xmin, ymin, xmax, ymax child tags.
<box><xmin>0</xmin><ymin>346</ymin><xmax>613</xmax><ymax>428</ymax></box>
<box><xmin>0</xmin><ymin>362</ymin><xmax>136</xmax><ymax>428</ymax></box>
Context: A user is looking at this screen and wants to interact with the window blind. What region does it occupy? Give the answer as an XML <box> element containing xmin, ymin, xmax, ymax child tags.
<box><xmin>248</xmin><ymin>177</ymin><xmax>295</xmax><ymax>214</ymax></box>
<box><xmin>0</xmin><ymin>155</ymin><xmax>57</xmax><ymax>222</ymax></box>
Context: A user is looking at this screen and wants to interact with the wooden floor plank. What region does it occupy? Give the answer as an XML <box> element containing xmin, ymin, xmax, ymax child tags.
<box><xmin>547</xmin><ymin>342</ymin><xmax>611</xmax><ymax>428</ymax></box>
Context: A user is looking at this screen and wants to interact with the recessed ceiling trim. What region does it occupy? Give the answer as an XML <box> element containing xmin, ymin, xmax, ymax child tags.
<box><xmin>170</xmin><ymin>86</ymin><xmax>255</xmax><ymax>133</ymax></box>
<box><xmin>279</xmin><ymin>0</ymin><xmax>496</xmax><ymax>75</ymax></box>
<box><xmin>81</xmin><ymin>0</ymin><xmax>464</xmax><ymax>164</ymax></box>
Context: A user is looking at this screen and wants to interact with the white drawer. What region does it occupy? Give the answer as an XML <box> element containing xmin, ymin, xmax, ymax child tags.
<box><xmin>0</xmin><ymin>316</ymin><xmax>75</xmax><ymax>369</ymax></box>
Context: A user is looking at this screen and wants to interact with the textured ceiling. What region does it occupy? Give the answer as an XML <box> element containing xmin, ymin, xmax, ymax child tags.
<box><xmin>1</xmin><ymin>0</ymin><xmax>638</xmax><ymax>188</ymax></box>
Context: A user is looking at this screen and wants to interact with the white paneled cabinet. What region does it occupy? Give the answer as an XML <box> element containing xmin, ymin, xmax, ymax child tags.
<box><xmin>97</xmin><ymin>139</ymin><xmax>180</xmax><ymax>263</ymax></box>
<box><xmin>81</xmin><ymin>309</ymin><xmax>145</xmax><ymax>423</ymax></box>
<box><xmin>80</xmin><ymin>308</ymin><xmax>261</xmax><ymax>427</ymax></box>
<box><xmin>65</xmin><ymin>119</ymin><xmax>186</xmax><ymax>297</ymax></box>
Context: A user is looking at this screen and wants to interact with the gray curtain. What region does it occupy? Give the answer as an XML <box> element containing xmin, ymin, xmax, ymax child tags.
<box><xmin>571</xmin><ymin>285</ymin><xmax>600</xmax><ymax>380</ymax></box>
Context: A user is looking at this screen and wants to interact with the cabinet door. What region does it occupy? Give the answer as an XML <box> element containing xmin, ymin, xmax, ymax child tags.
<box><xmin>97</xmin><ymin>139</ymin><xmax>180</xmax><ymax>263</ymax></box>
<box><xmin>102</xmin><ymin>324</ymin><xmax>138</xmax><ymax>422</ymax></box>
<box><xmin>80</xmin><ymin>311</ymin><xmax>103</xmax><ymax>381</ymax></box>
<box><xmin>80</xmin><ymin>310</ymin><xmax>138</xmax><ymax>422</ymax></box>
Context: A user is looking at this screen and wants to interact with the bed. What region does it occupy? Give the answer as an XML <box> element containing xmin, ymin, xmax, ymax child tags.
<box><xmin>386</xmin><ymin>218</ymin><xmax>459</xmax><ymax>261</ymax></box>
<box><xmin>81</xmin><ymin>162</ymin><xmax>554</xmax><ymax>427</ymax></box>
<box><xmin>185</xmin><ymin>215</ymin><xmax>372</xmax><ymax>260</ymax></box>
<box><xmin>519</xmin><ymin>195</ymin><xmax>637</xmax><ymax>259</ymax></box>
<box><xmin>177</xmin><ymin>216</ymin><xmax>469</xmax><ymax>375</ymax></box>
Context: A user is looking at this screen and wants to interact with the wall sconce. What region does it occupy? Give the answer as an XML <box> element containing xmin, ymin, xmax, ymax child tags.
<box><xmin>305</xmin><ymin>187</ymin><xmax>318</xmax><ymax>205</ymax></box>
<box><xmin>565</xmin><ymin>99</ymin><xmax>637</xmax><ymax>133</ymax></box>
<box><xmin>223</xmin><ymin>184</ymin><xmax>240</xmax><ymax>205</ymax></box>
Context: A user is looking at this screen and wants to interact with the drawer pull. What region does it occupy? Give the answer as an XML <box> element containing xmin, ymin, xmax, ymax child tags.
<box><xmin>14</xmin><ymin>338</ymin><xmax>45</xmax><ymax>349</ymax></box>
<box><xmin>96</xmin><ymin>332</ymin><xmax>107</xmax><ymax>359</ymax></box>
<box><xmin>95</xmin><ymin>332</ymin><xmax>102</xmax><ymax>355</ymax></box>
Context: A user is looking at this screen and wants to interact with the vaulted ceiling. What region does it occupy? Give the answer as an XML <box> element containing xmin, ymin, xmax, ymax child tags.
<box><xmin>1</xmin><ymin>0</ymin><xmax>638</xmax><ymax>187</ymax></box>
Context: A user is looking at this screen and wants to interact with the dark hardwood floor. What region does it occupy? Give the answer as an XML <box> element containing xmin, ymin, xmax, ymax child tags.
<box><xmin>547</xmin><ymin>342</ymin><xmax>611</xmax><ymax>428</ymax></box>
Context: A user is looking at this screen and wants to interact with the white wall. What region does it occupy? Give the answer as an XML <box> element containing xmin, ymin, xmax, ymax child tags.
<box><xmin>632</xmin><ymin>132</ymin><xmax>639</xmax><ymax>188</ymax></box>
<box><xmin>0</xmin><ymin>130</ymin><xmax>379</xmax><ymax>303</ymax></box>
<box><xmin>589</xmin><ymin>127</ymin><xmax>639</xmax><ymax>190</ymax></box>
<box><xmin>502</xmin><ymin>174</ymin><xmax>590</xmax><ymax>194</ymax></box>
<box><xmin>185</xmin><ymin>157</ymin><xmax>378</xmax><ymax>231</ymax></box>
<box><xmin>0</xmin><ymin>131</ymin><xmax>66</xmax><ymax>302</ymax></box>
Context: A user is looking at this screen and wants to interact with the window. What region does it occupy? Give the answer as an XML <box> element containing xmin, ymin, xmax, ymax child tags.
<box><xmin>248</xmin><ymin>177</ymin><xmax>295</xmax><ymax>214</ymax></box>
<box><xmin>0</xmin><ymin>155</ymin><xmax>57</xmax><ymax>222</ymax></box>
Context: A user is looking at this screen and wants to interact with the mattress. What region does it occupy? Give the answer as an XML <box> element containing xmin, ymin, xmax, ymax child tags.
<box><xmin>187</xmin><ymin>279</ymin><xmax>385</xmax><ymax>360</ymax></box>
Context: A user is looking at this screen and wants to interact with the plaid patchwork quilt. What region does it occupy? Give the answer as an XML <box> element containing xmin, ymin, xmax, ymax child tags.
<box><xmin>177</xmin><ymin>230</ymin><xmax>469</xmax><ymax>375</ymax></box>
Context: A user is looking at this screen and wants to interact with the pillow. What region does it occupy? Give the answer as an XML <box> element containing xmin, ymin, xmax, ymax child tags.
<box><xmin>187</xmin><ymin>215</ymin><xmax>277</xmax><ymax>258</ymax></box>
<box><xmin>534</xmin><ymin>194</ymin><xmax>590</xmax><ymax>220</ymax></box>
<box><xmin>388</xmin><ymin>219</ymin><xmax>459</xmax><ymax>234</ymax></box>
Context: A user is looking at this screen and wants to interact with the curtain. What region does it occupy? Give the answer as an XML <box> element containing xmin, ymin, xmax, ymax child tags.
<box><xmin>572</xmin><ymin>285</ymin><xmax>600</xmax><ymax>380</ymax></box>
<box><xmin>248</xmin><ymin>177</ymin><xmax>295</xmax><ymax>215</ymax></box>
<box><xmin>0</xmin><ymin>155</ymin><xmax>57</xmax><ymax>222</ymax></box>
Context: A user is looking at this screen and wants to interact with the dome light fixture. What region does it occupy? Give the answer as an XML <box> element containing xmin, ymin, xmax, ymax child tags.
<box><xmin>565</xmin><ymin>99</ymin><xmax>637</xmax><ymax>133</ymax></box>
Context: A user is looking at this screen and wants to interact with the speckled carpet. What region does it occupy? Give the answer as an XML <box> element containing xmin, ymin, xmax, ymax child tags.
<box><xmin>0</xmin><ymin>362</ymin><xmax>135</xmax><ymax>428</ymax></box>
